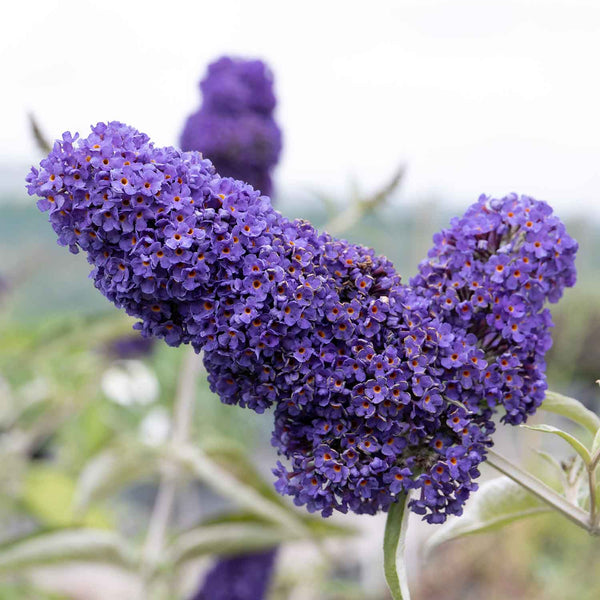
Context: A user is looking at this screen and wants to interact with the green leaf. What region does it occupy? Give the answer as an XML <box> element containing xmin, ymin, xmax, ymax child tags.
<box><xmin>74</xmin><ymin>445</ymin><xmax>158</xmax><ymax>511</ymax></box>
<box><xmin>23</xmin><ymin>468</ymin><xmax>74</xmax><ymax>528</ymax></box>
<box><xmin>67</xmin><ymin>400</ymin><xmax>113</xmax><ymax>463</ymax></box>
<box><xmin>301</xmin><ymin>514</ymin><xmax>358</xmax><ymax>538</ymax></box>
<box><xmin>23</xmin><ymin>466</ymin><xmax>111</xmax><ymax>528</ymax></box>
<box><xmin>383</xmin><ymin>493</ymin><xmax>411</xmax><ymax>600</ymax></box>
<box><xmin>202</xmin><ymin>510</ymin><xmax>357</xmax><ymax>539</ymax></box>
<box><xmin>170</xmin><ymin>444</ymin><xmax>308</xmax><ymax>536</ymax></box>
<box><xmin>521</xmin><ymin>423</ymin><xmax>591</xmax><ymax>465</ymax></box>
<box><xmin>424</xmin><ymin>477</ymin><xmax>551</xmax><ymax>554</ymax></box>
<box><xmin>202</xmin><ymin>441</ymin><xmax>357</xmax><ymax>537</ymax></box>
<box><xmin>542</xmin><ymin>391</ymin><xmax>600</xmax><ymax>435</ymax></box>
<box><xmin>202</xmin><ymin>440</ymin><xmax>290</xmax><ymax>509</ymax></box>
<box><xmin>0</xmin><ymin>529</ymin><xmax>137</xmax><ymax>573</ymax></box>
<box><xmin>167</xmin><ymin>523</ymin><xmax>290</xmax><ymax>567</ymax></box>
<box><xmin>533</xmin><ymin>450</ymin><xmax>568</xmax><ymax>492</ymax></box>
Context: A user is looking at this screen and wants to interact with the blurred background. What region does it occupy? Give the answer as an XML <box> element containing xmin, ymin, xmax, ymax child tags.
<box><xmin>1</xmin><ymin>1</ymin><xmax>599</xmax><ymax>599</ymax></box>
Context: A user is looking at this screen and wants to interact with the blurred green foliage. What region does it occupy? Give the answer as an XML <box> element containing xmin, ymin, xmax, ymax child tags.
<box><xmin>417</xmin><ymin>511</ymin><xmax>600</xmax><ymax>600</ymax></box>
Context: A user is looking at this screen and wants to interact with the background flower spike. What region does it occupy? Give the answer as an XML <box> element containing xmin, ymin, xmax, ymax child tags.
<box><xmin>180</xmin><ymin>56</ymin><xmax>282</xmax><ymax>197</ymax></box>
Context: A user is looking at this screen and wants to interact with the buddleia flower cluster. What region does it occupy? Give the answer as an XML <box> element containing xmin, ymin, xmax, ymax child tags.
<box><xmin>26</xmin><ymin>122</ymin><xmax>577</xmax><ymax>523</ymax></box>
<box><xmin>180</xmin><ymin>56</ymin><xmax>282</xmax><ymax>196</ymax></box>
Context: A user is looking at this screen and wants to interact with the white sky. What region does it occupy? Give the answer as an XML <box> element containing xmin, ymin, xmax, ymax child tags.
<box><xmin>2</xmin><ymin>0</ymin><xmax>600</xmax><ymax>217</ymax></box>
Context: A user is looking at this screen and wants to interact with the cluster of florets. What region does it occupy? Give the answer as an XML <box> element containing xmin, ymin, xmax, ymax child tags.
<box><xmin>191</xmin><ymin>549</ymin><xmax>277</xmax><ymax>600</ymax></box>
<box><xmin>271</xmin><ymin>280</ymin><xmax>498</xmax><ymax>520</ymax></box>
<box><xmin>27</xmin><ymin>121</ymin><xmax>222</xmax><ymax>345</ymax></box>
<box><xmin>180</xmin><ymin>56</ymin><xmax>282</xmax><ymax>196</ymax></box>
<box><xmin>411</xmin><ymin>193</ymin><xmax>578</xmax><ymax>426</ymax></box>
<box><xmin>27</xmin><ymin>122</ymin><xmax>577</xmax><ymax>523</ymax></box>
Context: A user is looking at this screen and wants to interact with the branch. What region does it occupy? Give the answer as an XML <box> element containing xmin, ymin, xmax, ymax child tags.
<box><xmin>28</xmin><ymin>113</ymin><xmax>52</xmax><ymax>154</ymax></box>
<box><xmin>588</xmin><ymin>465</ymin><xmax>597</xmax><ymax>529</ymax></box>
<box><xmin>142</xmin><ymin>349</ymin><xmax>203</xmax><ymax>573</ymax></box>
<box><xmin>487</xmin><ymin>449</ymin><xmax>595</xmax><ymax>533</ymax></box>
<box><xmin>325</xmin><ymin>165</ymin><xmax>406</xmax><ymax>236</ymax></box>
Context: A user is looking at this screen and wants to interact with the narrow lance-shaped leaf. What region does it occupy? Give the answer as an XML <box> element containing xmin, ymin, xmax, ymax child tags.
<box><xmin>533</xmin><ymin>450</ymin><xmax>568</xmax><ymax>493</ymax></box>
<box><xmin>74</xmin><ymin>445</ymin><xmax>159</xmax><ymax>512</ymax></box>
<box><xmin>202</xmin><ymin>510</ymin><xmax>357</xmax><ymax>540</ymax></box>
<box><xmin>521</xmin><ymin>423</ymin><xmax>591</xmax><ymax>465</ymax></box>
<box><xmin>202</xmin><ymin>440</ymin><xmax>357</xmax><ymax>537</ymax></box>
<box><xmin>541</xmin><ymin>391</ymin><xmax>600</xmax><ymax>435</ymax></box>
<box><xmin>170</xmin><ymin>443</ymin><xmax>308</xmax><ymax>537</ymax></box>
<box><xmin>383</xmin><ymin>493</ymin><xmax>411</xmax><ymax>600</ymax></box>
<box><xmin>424</xmin><ymin>477</ymin><xmax>551</xmax><ymax>554</ymax></box>
<box><xmin>202</xmin><ymin>439</ymin><xmax>291</xmax><ymax>509</ymax></box>
<box><xmin>167</xmin><ymin>522</ymin><xmax>292</xmax><ymax>568</ymax></box>
<box><xmin>0</xmin><ymin>529</ymin><xmax>137</xmax><ymax>574</ymax></box>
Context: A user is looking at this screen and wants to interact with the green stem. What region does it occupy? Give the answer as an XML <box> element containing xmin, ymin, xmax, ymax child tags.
<box><xmin>324</xmin><ymin>165</ymin><xmax>405</xmax><ymax>235</ymax></box>
<box><xmin>141</xmin><ymin>349</ymin><xmax>203</xmax><ymax>585</ymax></box>
<box><xmin>588</xmin><ymin>465</ymin><xmax>597</xmax><ymax>528</ymax></box>
<box><xmin>487</xmin><ymin>449</ymin><xmax>595</xmax><ymax>533</ymax></box>
<box><xmin>383</xmin><ymin>493</ymin><xmax>412</xmax><ymax>600</ymax></box>
<box><xmin>590</xmin><ymin>450</ymin><xmax>600</xmax><ymax>529</ymax></box>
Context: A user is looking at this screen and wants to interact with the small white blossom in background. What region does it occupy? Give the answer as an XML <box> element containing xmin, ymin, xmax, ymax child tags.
<box><xmin>139</xmin><ymin>406</ymin><xmax>171</xmax><ymax>447</ymax></box>
<box><xmin>101</xmin><ymin>361</ymin><xmax>159</xmax><ymax>407</ymax></box>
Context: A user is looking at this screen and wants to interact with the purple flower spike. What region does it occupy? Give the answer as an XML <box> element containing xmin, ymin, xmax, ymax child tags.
<box><xmin>27</xmin><ymin>124</ymin><xmax>577</xmax><ymax>524</ymax></box>
<box><xmin>180</xmin><ymin>56</ymin><xmax>282</xmax><ymax>197</ymax></box>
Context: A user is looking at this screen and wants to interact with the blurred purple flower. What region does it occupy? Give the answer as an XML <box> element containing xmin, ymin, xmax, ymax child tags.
<box><xmin>190</xmin><ymin>549</ymin><xmax>277</xmax><ymax>600</ymax></box>
<box><xmin>104</xmin><ymin>334</ymin><xmax>155</xmax><ymax>360</ymax></box>
<box><xmin>180</xmin><ymin>56</ymin><xmax>282</xmax><ymax>197</ymax></box>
